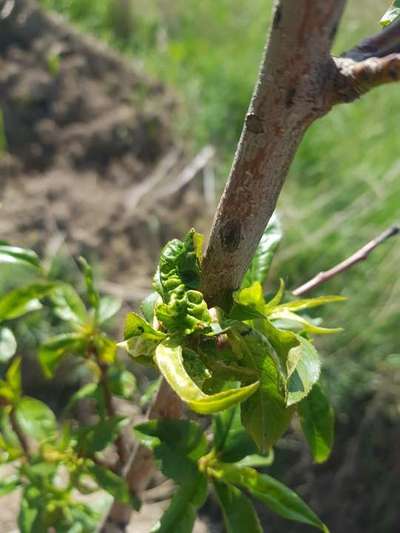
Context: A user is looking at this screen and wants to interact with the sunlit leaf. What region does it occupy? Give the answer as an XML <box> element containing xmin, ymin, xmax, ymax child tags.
<box><xmin>154</xmin><ymin>342</ymin><xmax>258</xmax><ymax>414</ymax></box>
<box><xmin>287</xmin><ymin>337</ymin><xmax>321</xmax><ymax>406</ymax></box>
<box><xmin>380</xmin><ymin>1</ymin><xmax>400</xmax><ymax>26</ymax></box>
<box><xmin>51</xmin><ymin>284</ymin><xmax>87</xmax><ymax>325</ymax></box>
<box><xmin>0</xmin><ymin>282</ymin><xmax>58</xmax><ymax>320</ymax></box>
<box><xmin>97</xmin><ymin>295</ymin><xmax>122</xmax><ymax>325</ymax></box>
<box><xmin>273</xmin><ymin>295</ymin><xmax>346</xmax><ymax>313</ymax></box>
<box><xmin>15</xmin><ymin>397</ymin><xmax>57</xmax><ymax>443</ymax></box>
<box><xmin>212</xmin><ymin>462</ymin><xmax>328</xmax><ymax>532</ymax></box>
<box><xmin>298</xmin><ymin>383</ymin><xmax>335</xmax><ymax>464</ymax></box>
<box><xmin>0</xmin><ymin>328</ymin><xmax>17</xmax><ymax>363</ymax></box>
<box><xmin>0</xmin><ymin>244</ymin><xmax>41</xmax><ymax>270</ymax></box>
<box><xmin>269</xmin><ymin>309</ymin><xmax>342</xmax><ymax>335</ymax></box>
<box><xmin>0</xmin><ymin>476</ymin><xmax>20</xmax><ymax>496</ymax></box>
<box><xmin>6</xmin><ymin>357</ymin><xmax>22</xmax><ymax>396</ymax></box>
<box><xmin>242</xmin><ymin>213</ymin><xmax>282</xmax><ymax>288</ymax></box>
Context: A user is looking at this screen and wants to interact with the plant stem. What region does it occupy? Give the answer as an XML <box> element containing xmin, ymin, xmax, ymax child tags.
<box><xmin>98</xmin><ymin>361</ymin><xmax>130</xmax><ymax>472</ymax></box>
<box><xmin>292</xmin><ymin>225</ymin><xmax>399</xmax><ymax>296</ymax></box>
<box><xmin>10</xmin><ymin>407</ymin><xmax>30</xmax><ymax>458</ymax></box>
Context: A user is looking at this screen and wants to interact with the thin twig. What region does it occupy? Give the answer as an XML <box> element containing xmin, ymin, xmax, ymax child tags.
<box><xmin>292</xmin><ymin>225</ymin><xmax>400</xmax><ymax>296</ymax></box>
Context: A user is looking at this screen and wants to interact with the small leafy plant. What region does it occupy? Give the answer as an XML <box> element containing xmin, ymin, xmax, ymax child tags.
<box><xmin>0</xmin><ymin>217</ymin><xmax>344</xmax><ymax>532</ymax></box>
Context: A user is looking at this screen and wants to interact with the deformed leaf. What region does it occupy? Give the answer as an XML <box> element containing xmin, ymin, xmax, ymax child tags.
<box><xmin>214</xmin><ymin>480</ymin><xmax>263</xmax><ymax>533</ymax></box>
<box><xmin>242</xmin><ymin>213</ymin><xmax>282</xmax><ymax>288</ymax></box>
<box><xmin>0</xmin><ymin>327</ymin><xmax>17</xmax><ymax>363</ymax></box>
<box><xmin>154</xmin><ymin>342</ymin><xmax>258</xmax><ymax>414</ymax></box>
<box><xmin>298</xmin><ymin>383</ymin><xmax>335</xmax><ymax>464</ymax></box>
<box><xmin>213</xmin><ymin>463</ymin><xmax>328</xmax><ymax>532</ymax></box>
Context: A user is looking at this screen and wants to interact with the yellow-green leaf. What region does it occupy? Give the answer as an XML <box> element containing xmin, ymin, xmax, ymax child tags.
<box><xmin>154</xmin><ymin>343</ymin><xmax>258</xmax><ymax>414</ymax></box>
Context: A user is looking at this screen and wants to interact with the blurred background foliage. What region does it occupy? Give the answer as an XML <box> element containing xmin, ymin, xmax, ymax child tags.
<box><xmin>38</xmin><ymin>0</ymin><xmax>399</xmax><ymax>409</ymax></box>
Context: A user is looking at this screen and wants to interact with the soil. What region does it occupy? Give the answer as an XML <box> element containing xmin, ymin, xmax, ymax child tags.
<box><xmin>0</xmin><ymin>1</ymin><xmax>212</xmax><ymax>531</ymax></box>
<box><xmin>0</xmin><ymin>0</ymin><xmax>210</xmax><ymax>301</ymax></box>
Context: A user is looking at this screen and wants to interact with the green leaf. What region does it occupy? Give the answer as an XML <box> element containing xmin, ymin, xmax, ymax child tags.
<box><xmin>242</xmin><ymin>213</ymin><xmax>282</xmax><ymax>288</ymax></box>
<box><xmin>0</xmin><ymin>244</ymin><xmax>41</xmax><ymax>270</ymax></box>
<box><xmin>135</xmin><ymin>419</ymin><xmax>208</xmax><ymax>462</ymax></box>
<box><xmin>213</xmin><ymin>406</ymin><xmax>259</xmax><ymax>463</ymax></box>
<box><xmin>212</xmin><ymin>463</ymin><xmax>328</xmax><ymax>532</ymax></box>
<box><xmin>141</xmin><ymin>292</ymin><xmax>161</xmax><ymax>323</ymax></box>
<box><xmin>273</xmin><ymin>295</ymin><xmax>346</xmax><ymax>313</ymax></box>
<box><xmin>18</xmin><ymin>485</ymin><xmax>40</xmax><ymax>533</ymax></box>
<box><xmin>97</xmin><ymin>295</ymin><xmax>122</xmax><ymax>324</ymax></box>
<box><xmin>214</xmin><ymin>480</ymin><xmax>262</xmax><ymax>533</ymax></box>
<box><xmin>381</xmin><ymin>1</ymin><xmax>400</xmax><ymax>26</ymax></box>
<box><xmin>287</xmin><ymin>337</ymin><xmax>321</xmax><ymax>406</ymax></box>
<box><xmin>6</xmin><ymin>357</ymin><xmax>22</xmax><ymax>396</ymax></box>
<box><xmin>0</xmin><ymin>476</ymin><xmax>20</xmax><ymax>496</ymax></box>
<box><xmin>65</xmin><ymin>383</ymin><xmax>100</xmax><ymax>413</ymax></box>
<box><xmin>51</xmin><ymin>285</ymin><xmax>87</xmax><ymax>325</ymax></box>
<box><xmin>237</xmin><ymin>451</ymin><xmax>274</xmax><ymax>468</ymax></box>
<box><xmin>152</xmin><ymin>476</ymin><xmax>207</xmax><ymax>533</ymax></box>
<box><xmin>39</xmin><ymin>333</ymin><xmax>88</xmax><ymax>377</ymax></box>
<box><xmin>123</xmin><ymin>312</ymin><xmax>165</xmax><ymax>341</ymax></box>
<box><xmin>86</xmin><ymin>462</ymin><xmax>139</xmax><ymax>509</ymax></box>
<box><xmin>15</xmin><ymin>397</ymin><xmax>57</xmax><ymax>442</ymax></box>
<box><xmin>269</xmin><ymin>309</ymin><xmax>342</xmax><ymax>335</ymax></box>
<box><xmin>95</xmin><ymin>335</ymin><xmax>117</xmax><ymax>365</ymax></box>
<box><xmin>78</xmin><ymin>417</ymin><xmax>128</xmax><ymax>454</ymax></box>
<box><xmin>298</xmin><ymin>383</ymin><xmax>335</xmax><ymax>464</ymax></box>
<box><xmin>229</xmin><ymin>327</ymin><xmax>294</xmax><ymax>452</ymax></box>
<box><xmin>154</xmin><ymin>342</ymin><xmax>258</xmax><ymax>414</ymax></box>
<box><xmin>0</xmin><ymin>282</ymin><xmax>58</xmax><ymax>320</ymax></box>
<box><xmin>107</xmin><ymin>366</ymin><xmax>136</xmax><ymax>399</ymax></box>
<box><xmin>78</xmin><ymin>257</ymin><xmax>100</xmax><ymax>310</ymax></box>
<box><xmin>0</xmin><ymin>327</ymin><xmax>17</xmax><ymax>363</ymax></box>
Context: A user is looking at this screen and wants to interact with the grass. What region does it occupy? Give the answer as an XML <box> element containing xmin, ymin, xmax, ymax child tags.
<box><xmin>40</xmin><ymin>0</ymin><xmax>399</xmax><ymax>406</ymax></box>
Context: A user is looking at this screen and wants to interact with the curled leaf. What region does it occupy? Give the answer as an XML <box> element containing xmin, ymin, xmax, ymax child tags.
<box><xmin>154</xmin><ymin>342</ymin><xmax>259</xmax><ymax>414</ymax></box>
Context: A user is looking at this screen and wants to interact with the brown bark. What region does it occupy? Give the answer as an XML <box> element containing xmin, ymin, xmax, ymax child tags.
<box><xmin>202</xmin><ymin>0</ymin><xmax>347</xmax><ymax>307</ymax></box>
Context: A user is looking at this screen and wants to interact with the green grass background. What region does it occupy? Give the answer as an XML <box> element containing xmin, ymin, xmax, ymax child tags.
<box><xmin>39</xmin><ymin>0</ymin><xmax>400</xmax><ymax>407</ymax></box>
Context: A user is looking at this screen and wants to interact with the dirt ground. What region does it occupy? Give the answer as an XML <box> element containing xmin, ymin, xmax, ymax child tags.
<box><xmin>0</xmin><ymin>0</ymin><xmax>212</xmax><ymax>300</ymax></box>
<box><xmin>0</xmin><ymin>1</ymin><xmax>214</xmax><ymax>531</ymax></box>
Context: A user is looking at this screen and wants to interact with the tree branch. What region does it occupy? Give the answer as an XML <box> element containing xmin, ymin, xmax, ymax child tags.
<box><xmin>292</xmin><ymin>225</ymin><xmax>400</xmax><ymax>296</ymax></box>
<box><xmin>201</xmin><ymin>0</ymin><xmax>347</xmax><ymax>307</ymax></box>
<box><xmin>333</xmin><ymin>18</ymin><xmax>400</xmax><ymax>103</ymax></box>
